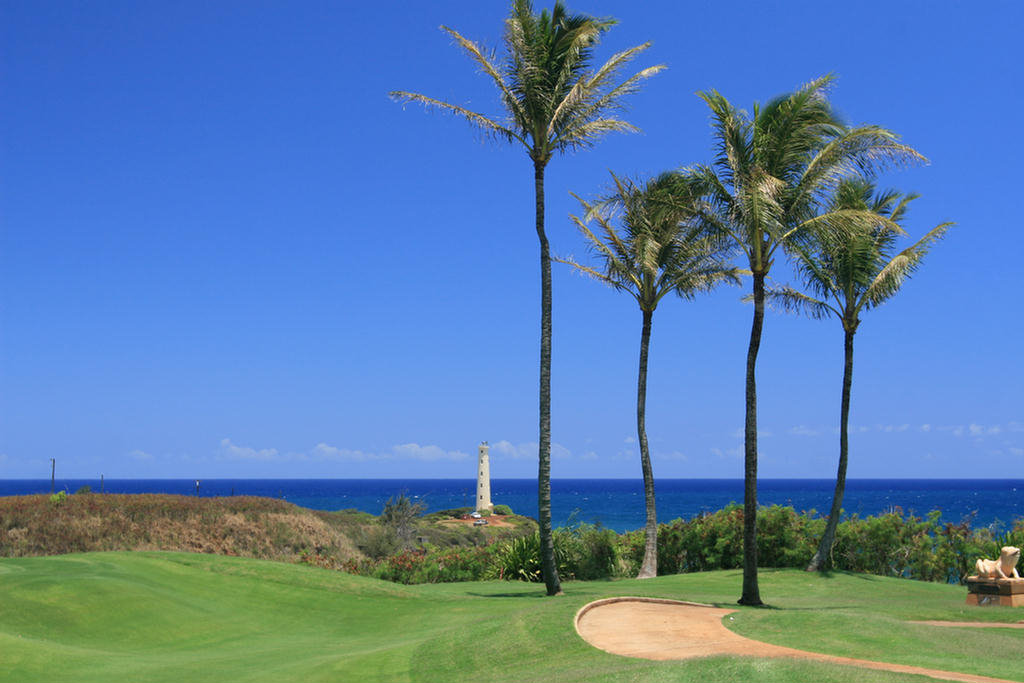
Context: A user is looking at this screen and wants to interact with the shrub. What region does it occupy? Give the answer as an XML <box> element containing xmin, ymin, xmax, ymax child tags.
<box><xmin>494</xmin><ymin>534</ymin><xmax>543</xmax><ymax>582</ymax></box>
<box><xmin>368</xmin><ymin>545</ymin><xmax>497</xmax><ymax>584</ymax></box>
<box><xmin>49</xmin><ymin>491</ymin><xmax>67</xmax><ymax>506</ymax></box>
<box><xmin>492</xmin><ymin>504</ymin><xmax>513</xmax><ymax>516</ymax></box>
<box><xmin>492</xmin><ymin>532</ymin><xmax>573</xmax><ymax>582</ymax></box>
<box><xmin>74</xmin><ymin>485</ymin><xmax>92</xmax><ymax>495</ymax></box>
<box><xmin>357</xmin><ymin>526</ymin><xmax>398</xmax><ymax>560</ymax></box>
<box><xmin>379</xmin><ymin>494</ymin><xmax>426</xmax><ymax>549</ymax></box>
<box><xmin>563</xmin><ymin>524</ymin><xmax>619</xmax><ymax>580</ymax></box>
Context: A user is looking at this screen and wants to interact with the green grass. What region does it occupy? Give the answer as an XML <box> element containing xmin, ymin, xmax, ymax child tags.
<box><xmin>1</xmin><ymin>553</ymin><xmax>1021</xmax><ymax>683</ymax></box>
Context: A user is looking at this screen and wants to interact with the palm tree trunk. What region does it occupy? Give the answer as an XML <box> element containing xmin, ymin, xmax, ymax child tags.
<box><xmin>739</xmin><ymin>271</ymin><xmax>765</xmax><ymax>606</ymax></box>
<box><xmin>807</xmin><ymin>326</ymin><xmax>855</xmax><ymax>572</ymax></box>
<box><xmin>534</xmin><ymin>159</ymin><xmax>561</xmax><ymax>596</ymax></box>
<box><xmin>636</xmin><ymin>308</ymin><xmax>658</xmax><ymax>578</ymax></box>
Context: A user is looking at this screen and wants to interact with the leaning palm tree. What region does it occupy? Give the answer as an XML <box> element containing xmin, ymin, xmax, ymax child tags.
<box><xmin>563</xmin><ymin>173</ymin><xmax>738</xmax><ymax>578</ymax></box>
<box><xmin>675</xmin><ymin>75</ymin><xmax>924</xmax><ymax>605</ymax></box>
<box><xmin>390</xmin><ymin>0</ymin><xmax>663</xmax><ymax>596</ymax></box>
<box><xmin>764</xmin><ymin>178</ymin><xmax>953</xmax><ymax>572</ymax></box>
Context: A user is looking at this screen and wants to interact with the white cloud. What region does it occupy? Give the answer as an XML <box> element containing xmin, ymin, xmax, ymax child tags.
<box><xmin>711</xmin><ymin>446</ymin><xmax>742</xmax><ymax>459</ymax></box>
<box><xmin>1009</xmin><ymin>447</ymin><xmax>1024</xmax><ymax>456</ymax></box>
<box><xmin>940</xmin><ymin>423</ymin><xmax>1004</xmax><ymax>438</ymax></box>
<box><xmin>392</xmin><ymin>443</ymin><xmax>468</xmax><ymax>461</ymax></box>
<box><xmin>876</xmin><ymin>424</ymin><xmax>910</xmax><ymax>433</ymax></box>
<box><xmin>491</xmin><ymin>440</ymin><xmax>534</xmax><ymax>459</ymax></box>
<box><xmin>920</xmin><ymin>424</ymin><xmax>932</xmax><ymax>432</ymax></box>
<box><xmin>311</xmin><ymin>443</ymin><xmax>377</xmax><ymax>462</ymax></box>
<box><xmin>220</xmin><ymin>438</ymin><xmax>280</xmax><ymax>462</ymax></box>
<box><xmin>581</xmin><ymin>451</ymin><xmax>598</xmax><ymax>461</ymax></box>
<box><xmin>129</xmin><ymin>449</ymin><xmax>154</xmax><ymax>461</ymax></box>
<box><xmin>490</xmin><ymin>440</ymin><xmax>572</xmax><ymax>460</ymax></box>
<box><xmin>217</xmin><ymin>439</ymin><xmax>473</xmax><ymax>464</ymax></box>
<box><xmin>623</xmin><ymin>436</ymin><xmax>636</xmax><ymax>445</ymax></box>
<box><xmin>656</xmin><ymin>450</ymin><xmax>689</xmax><ymax>461</ymax></box>
<box><xmin>789</xmin><ymin>425</ymin><xmax>820</xmax><ymax>437</ymax></box>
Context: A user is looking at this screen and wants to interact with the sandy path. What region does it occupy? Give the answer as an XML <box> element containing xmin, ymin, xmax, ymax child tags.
<box><xmin>574</xmin><ymin>597</ymin><xmax>1021</xmax><ymax>683</ymax></box>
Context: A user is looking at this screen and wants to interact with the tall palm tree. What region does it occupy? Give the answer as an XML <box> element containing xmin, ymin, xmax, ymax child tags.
<box><xmin>675</xmin><ymin>75</ymin><xmax>924</xmax><ymax>605</ymax></box>
<box><xmin>563</xmin><ymin>173</ymin><xmax>738</xmax><ymax>578</ymax></box>
<box><xmin>390</xmin><ymin>1</ymin><xmax>663</xmax><ymax>596</ymax></box>
<box><xmin>764</xmin><ymin>178</ymin><xmax>953</xmax><ymax>572</ymax></box>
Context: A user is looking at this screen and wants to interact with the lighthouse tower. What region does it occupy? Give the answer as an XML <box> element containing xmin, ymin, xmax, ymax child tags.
<box><xmin>476</xmin><ymin>442</ymin><xmax>493</xmax><ymax>512</ymax></box>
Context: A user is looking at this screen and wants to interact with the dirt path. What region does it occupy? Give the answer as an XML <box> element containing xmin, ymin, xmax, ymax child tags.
<box><xmin>574</xmin><ymin>597</ymin><xmax>1021</xmax><ymax>683</ymax></box>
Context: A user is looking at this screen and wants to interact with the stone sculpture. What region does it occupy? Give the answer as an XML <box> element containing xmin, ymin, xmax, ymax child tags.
<box><xmin>975</xmin><ymin>546</ymin><xmax>1021</xmax><ymax>580</ymax></box>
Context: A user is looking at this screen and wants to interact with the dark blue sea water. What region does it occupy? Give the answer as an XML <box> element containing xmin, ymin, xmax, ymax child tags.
<box><xmin>4</xmin><ymin>479</ymin><xmax>1022</xmax><ymax>532</ymax></box>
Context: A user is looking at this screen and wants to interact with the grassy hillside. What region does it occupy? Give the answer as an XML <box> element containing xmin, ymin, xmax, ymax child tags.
<box><xmin>0</xmin><ymin>494</ymin><xmax>537</xmax><ymax>575</ymax></box>
<box><xmin>1</xmin><ymin>552</ymin><xmax>1021</xmax><ymax>683</ymax></box>
<box><xmin>0</xmin><ymin>494</ymin><xmax>362</xmax><ymax>564</ymax></box>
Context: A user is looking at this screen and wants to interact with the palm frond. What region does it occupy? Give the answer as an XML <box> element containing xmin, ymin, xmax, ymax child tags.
<box><xmin>865</xmin><ymin>221</ymin><xmax>954</xmax><ymax>307</ymax></box>
<box><xmin>439</xmin><ymin>25</ymin><xmax>528</xmax><ymax>130</ymax></box>
<box><xmin>784</xmin><ymin>207</ymin><xmax>906</xmax><ymax>248</ymax></box>
<box><xmin>549</xmin><ymin>62</ymin><xmax>664</xmax><ymax>147</ymax></box>
<box><xmin>556</xmin><ymin>118</ymin><xmax>639</xmax><ymax>151</ymax></box>
<box><xmin>567</xmin><ymin>171</ymin><xmax>739</xmax><ymax>312</ymax></box>
<box><xmin>760</xmin><ymin>285</ymin><xmax>837</xmax><ymax>319</ymax></box>
<box><xmin>388</xmin><ymin>91</ymin><xmax>524</xmax><ymax>146</ymax></box>
<box><xmin>556</xmin><ymin>253</ymin><xmax>625</xmax><ymax>291</ymax></box>
<box><xmin>797</xmin><ymin>126</ymin><xmax>926</xmax><ymax>204</ymax></box>
<box><xmin>586</xmin><ymin>43</ymin><xmax>653</xmax><ymax>92</ymax></box>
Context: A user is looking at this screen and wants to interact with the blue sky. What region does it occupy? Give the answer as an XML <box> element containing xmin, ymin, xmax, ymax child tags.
<box><xmin>2</xmin><ymin>1</ymin><xmax>1021</xmax><ymax>480</ymax></box>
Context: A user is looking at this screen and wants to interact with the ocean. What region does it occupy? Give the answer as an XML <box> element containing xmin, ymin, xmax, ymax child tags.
<box><xmin>3</xmin><ymin>478</ymin><xmax>1021</xmax><ymax>532</ymax></box>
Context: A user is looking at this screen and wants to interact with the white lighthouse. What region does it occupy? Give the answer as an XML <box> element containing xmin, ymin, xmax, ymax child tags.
<box><xmin>476</xmin><ymin>441</ymin><xmax>493</xmax><ymax>512</ymax></box>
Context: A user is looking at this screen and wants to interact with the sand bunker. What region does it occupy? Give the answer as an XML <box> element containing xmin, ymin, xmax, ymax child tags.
<box><xmin>574</xmin><ymin>597</ymin><xmax>1019</xmax><ymax>683</ymax></box>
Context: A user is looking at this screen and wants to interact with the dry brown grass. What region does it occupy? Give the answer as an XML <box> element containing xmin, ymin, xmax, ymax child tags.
<box><xmin>0</xmin><ymin>493</ymin><xmax>362</xmax><ymax>565</ymax></box>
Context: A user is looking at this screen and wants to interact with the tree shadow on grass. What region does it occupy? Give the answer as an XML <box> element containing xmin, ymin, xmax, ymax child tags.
<box><xmin>464</xmin><ymin>591</ymin><xmax>550</xmax><ymax>599</ymax></box>
<box><xmin>813</xmin><ymin>570</ymin><xmax>884</xmax><ymax>581</ymax></box>
<box><xmin>733</xmin><ymin>603</ymin><xmax>857</xmax><ymax>611</ymax></box>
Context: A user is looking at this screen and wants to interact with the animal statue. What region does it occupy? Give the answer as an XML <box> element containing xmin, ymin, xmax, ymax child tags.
<box><xmin>975</xmin><ymin>546</ymin><xmax>1021</xmax><ymax>579</ymax></box>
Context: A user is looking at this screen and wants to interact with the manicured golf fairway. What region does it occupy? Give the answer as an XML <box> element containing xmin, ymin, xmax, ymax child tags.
<box><xmin>1</xmin><ymin>552</ymin><xmax>1021</xmax><ymax>682</ymax></box>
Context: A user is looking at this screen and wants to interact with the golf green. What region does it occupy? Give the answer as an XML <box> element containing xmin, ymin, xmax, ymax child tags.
<box><xmin>1</xmin><ymin>552</ymin><xmax>1021</xmax><ymax>682</ymax></box>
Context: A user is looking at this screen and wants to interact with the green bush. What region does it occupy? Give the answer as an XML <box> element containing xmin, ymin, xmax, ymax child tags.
<box><xmin>379</xmin><ymin>494</ymin><xmax>426</xmax><ymax>549</ymax></box>
<box><xmin>494</xmin><ymin>534</ymin><xmax>543</xmax><ymax>582</ymax></box>
<box><xmin>49</xmin><ymin>491</ymin><xmax>67</xmax><ymax>506</ymax></box>
<box><xmin>493</xmin><ymin>531</ymin><xmax>572</xmax><ymax>582</ymax></box>
<box><xmin>357</xmin><ymin>526</ymin><xmax>398</xmax><ymax>560</ymax></box>
<box><xmin>562</xmin><ymin>524</ymin><xmax>620</xmax><ymax>579</ymax></box>
<box><xmin>492</xmin><ymin>504</ymin><xmax>513</xmax><ymax>516</ymax></box>
<box><xmin>368</xmin><ymin>545</ymin><xmax>497</xmax><ymax>584</ymax></box>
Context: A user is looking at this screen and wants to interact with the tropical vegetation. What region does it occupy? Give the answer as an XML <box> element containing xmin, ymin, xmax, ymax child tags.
<box><xmin>390</xmin><ymin>0</ymin><xmax>663</xmax><ymax>596</ymax></box>
<box><xmin>761</xmin><ymin>179</ymin><xmax>954</xmax><ymax>571</ymax></box>
<box><xmin>665</xmin><ymin>75</ymin><xmax>926</xmax><ymax>604</ymax></box>
<box><xmin>563</xmin><ymin>173</ymin><xmax>738</xmax><ymax>578</ymax></box>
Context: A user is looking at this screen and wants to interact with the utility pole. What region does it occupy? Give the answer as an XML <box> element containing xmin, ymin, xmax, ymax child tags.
<box><xmin>101</xmin><ymin>474</ymin><xmax>104</xmax><ymax>494</ymax></box>
<box><xmin>50</xmin><ymin>458</ymin><xmax>55</xmax><ymax>494</ymax></box>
